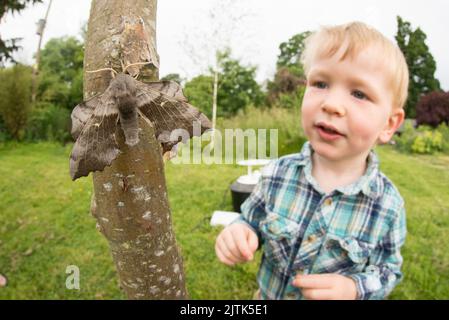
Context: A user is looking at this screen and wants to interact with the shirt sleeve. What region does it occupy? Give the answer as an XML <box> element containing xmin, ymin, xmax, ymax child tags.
<box><xmin>231</xmin><ymin>164</ymin><xmax>273</xmax><ymax>241</ymax></box>
<box><xmin>349</xmin><ymin>204</ymin><xmax>407</xmax><ymax>300</ymax></box>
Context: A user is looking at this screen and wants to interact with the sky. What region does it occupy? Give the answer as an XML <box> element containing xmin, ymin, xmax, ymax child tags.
<box><xmin>1</xmin><ymin>0</ymin><xmax>448</xmax><ymax>90</ymax></box>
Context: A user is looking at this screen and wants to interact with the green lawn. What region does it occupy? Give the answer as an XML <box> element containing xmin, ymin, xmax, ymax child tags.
<box><xmin>0</xmin><ymin>142</ymin><xmax>448</xmax><ymax>299</ymax></box>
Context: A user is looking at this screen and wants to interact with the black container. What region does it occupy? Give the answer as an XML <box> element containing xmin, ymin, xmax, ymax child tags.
<box><xmin>230</xmin><ymin>181</ymin><xmax>256</xmax><ymax>213</ymax></box>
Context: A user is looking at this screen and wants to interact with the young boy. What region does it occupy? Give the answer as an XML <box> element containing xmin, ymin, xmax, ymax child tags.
<box><xmin>215</xmin><ymin>22</ymin><xmax>408</xmax><ymax>300</ymax></box>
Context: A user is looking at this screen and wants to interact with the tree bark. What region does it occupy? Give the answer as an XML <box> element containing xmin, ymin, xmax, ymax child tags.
<box><xmin>84</xmin><ymin>0</ymin><xmax>188</xmax><ymax>299</ymax></box>
<box><xmin>211</xmin><ymin>57</ymin><xmax>218</xmax><ymax>148</ymax></box>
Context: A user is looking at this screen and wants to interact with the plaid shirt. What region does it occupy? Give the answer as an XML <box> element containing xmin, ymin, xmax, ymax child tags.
<box><xmin>234</xmin><ymin>142</ymin><xmax>406</xmax><ymax>300</ymax></box>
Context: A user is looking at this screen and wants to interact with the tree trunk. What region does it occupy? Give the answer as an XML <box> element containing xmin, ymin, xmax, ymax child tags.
<box><xmin>32</xmin><ymin>0</ymin><xmax>53</xmax><ymax>105</ymax></box>
<box><xmin>211</xmin><ymin>57</ymin><xmax>218</xmax><ymax>148</ymax></box>
<box><xmin>84</xmin><ymin>0</ymin><xmax>188</xmax><ymax>299</ymax></box>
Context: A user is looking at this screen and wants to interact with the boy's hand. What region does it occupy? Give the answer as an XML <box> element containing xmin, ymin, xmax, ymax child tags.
<box><xmin>292</xmin><ymin>274</ymin><xmax>358</xmax><ymax>300</ymax></box>
<box><xmin>215</xmin><ymin>223</ymin><xmax>259</xmax><ymax>266</ymax></box>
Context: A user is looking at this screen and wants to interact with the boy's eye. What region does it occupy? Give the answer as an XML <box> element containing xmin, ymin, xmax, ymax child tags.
<box><xmin>352</xmin><ymin>90</ymin><xmax>368</xmax><ymax>100</ymax></box>
<box><xmin>313</xmin><ymin>81</ymin><xmax>328</xmax><ymax>89</ymax></box>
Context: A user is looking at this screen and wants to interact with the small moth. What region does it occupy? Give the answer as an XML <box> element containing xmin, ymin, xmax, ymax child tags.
<box><xmin>70</xmin><ymin>70</ymin><xmax>211</xmax><ymax>180</ymax></box>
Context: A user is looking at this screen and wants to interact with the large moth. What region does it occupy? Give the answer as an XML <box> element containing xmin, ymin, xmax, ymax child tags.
<box><xmin>70</xmin><ymin>72</ymin><xmax>211</xmax><ymax>180</ymax></box>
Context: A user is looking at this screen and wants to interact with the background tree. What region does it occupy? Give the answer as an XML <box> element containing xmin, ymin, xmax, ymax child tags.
<box><xmin>276</xmin><ymin>31</ymin><xmax>311</xmax><ymax>77</ymax></box>
<box><xmin>0</xmin><ymin>0</ymin><xmax>43</xmax><ymax>65</ymax></box>
<box><xmin>37</xmin><ymin>36</ymin><xmax>84</xmax><ymax>111</ymax></box>
<box><xmin>267</xmin><ymin>31</ymin><xmax>309</xmax><ymax>106</ymax></box>
<box><xmin>215</xmin><ymin>49</ymin><xmax>263</xmax><ymax>117</ymax></box>
<box><xmin>16</xmin><ymin>36</ymin><xmax>84</xmax><ymax>143</ymax></box>
<box><xmin>267</xmin><ymin>67</ymin><xmax>306</xmax><ymax>106</ymax></box>
<box><xmin>180</xmin><ymin>0</ymin><xmax>256</xmax><ymax>144</ymax></box>
<box><xmin>395</xmin><ymin>16</ymin><xmax>441</xmax><ymax>118</ymax></box>
<box><xmin>416</xmin><ymin>91</ymin><xmax>449</xmax><ymax>128</ymax></box>
<box><xmin>0</xmin><ymin>64</ymin><xmax>33</xmax><ymax>139</ymax></box>
<box><xmin>184</xmin><ymin>74</ymin><xmax>213</xmax><ymax>118</ymax></box>
<box><xmin>184</xmin><ymin>49</ymin><xmax>263</xmax><ymax>118</ymax></box>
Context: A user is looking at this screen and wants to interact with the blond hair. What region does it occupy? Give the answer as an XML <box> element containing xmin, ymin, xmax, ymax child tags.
<box><xmin>301</xmin><ymin>22</ymin><xmax>409</xmax><ymax>109</ymax></box>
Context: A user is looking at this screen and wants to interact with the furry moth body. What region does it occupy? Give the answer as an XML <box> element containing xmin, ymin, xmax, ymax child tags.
<box><xmin>69</xmin><ymin>73</ymin><xmax>211</xmax><ymax>181</ymax></box>
<box><xmin>113</xmin><ymin>74</ymin><xmax>140</xmax><ymax>146</ymax></box>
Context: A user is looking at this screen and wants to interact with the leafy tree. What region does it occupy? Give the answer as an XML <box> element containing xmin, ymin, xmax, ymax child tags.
<box><xmin>0</xmin><ymin>0</ymin><xmax>43</xmax><ymax>64</ymax></box>
<box><xmin>184</xmin><ymin>49</ymin><xmax>263</xmax><ymax>118</ymax></box>
<box><xmin>267</xmin><ymin>31</ymin><xmax>310</xmax><ymax>106</ymax></box>
<box><xmin>0</xmin><ymin>0</ymin><xmax>42</xmax><ymax>17</ymax></box>
<box><xmin>267</xmin><ymin>67</ymin><xmax>305</xmax><ymax>106</ymax></box>
<box><xmin>0</xmin><ymin>64</ymin><xmax>33</xmax><ymax>139</ymax></box>
<box><xmin>215</xmin><ymin>49</ymin><xmax>263</xmax><ymax>117</ymax></box>
<box><xmin>416</xmin><ymin>91</ymin><xmax>449</xmax><ymax>128</ymax></box>
<box><xmin>276</xmin><ymin>31</ymin><xmax>311</xmax><ymax>78</ymax></box>
<box><xmin>395</xmin><ymin>16</ymin><xmax>441</xmax><ymax>118</ymax></box>
<box><xmin>25</xmin><ymin>103</ymin><xmax>71</xmax><ymax>143</ymax></box>
<box><xmin>184</xmin><ymin>75</ymin><xmax>214</xmax><ymax>118</ymax></box>
<box><xmin>37</xmin><ymin>36</ymin><xmax>84</xmax><ymax>110</ymax></box>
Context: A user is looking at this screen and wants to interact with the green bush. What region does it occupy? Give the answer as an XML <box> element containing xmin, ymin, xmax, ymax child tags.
<box><xmin>219</xmin><ymin>104</ymin><xmax>306</xmax><ymax>156</ymax></box>
<box><xmin>395</xmin><ymin>122</ymin><xmax>448</xmax><ymax>155</ymax></box>
<box><xmin>184</xmin><ymin>75</ymin><xmax>213</xmax><ymax>118</ymax></box>
<box><xmin>25</xmin><ymin>103</ymin><xmax>71</xmax><ymax>143</ymax></box>
<box><xmin>174</xmin><ymin>104</ymin><xmax>306</xmax><ymax>162</ymax></box>
<box><xmin>275</xmin><ymin>87</ymin><xmax>305</xmax><ymax>109</ymax></box>
<box><xmin>394</xmin><ymin>121</ymin><xmax>416</xmax><ymax>153</ymax></box>
<box><xmin>436</xmin><ymin>123</ymin><xmax>449</xmax><ymax>153</ymax></box>
<box><xmin>0</xmin><ymin>64</ymin><xmax>33</xmax><ymax>140</ymax></box>
<box><xmin>411</xmin><ymin>130</ymin><xmax>442</xmax><ymax>154</ymax></box>
<box><xmin>0</xmin><ymin>115</ymin><xmax>10</xmax><ymax>143</ymax></box>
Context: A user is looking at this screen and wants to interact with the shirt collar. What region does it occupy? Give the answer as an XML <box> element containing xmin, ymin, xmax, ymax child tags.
<box><xmin>296</xmin><ymin>141</ymin><xmax>383</xmax><ymax>199</ymax></box>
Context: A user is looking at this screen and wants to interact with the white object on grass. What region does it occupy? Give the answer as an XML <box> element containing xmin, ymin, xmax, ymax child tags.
<box><xmin>236</xmin><ymin>159</ymin><xmax>272</xmax><ymax>185</ymax></box>
<box><xmin>210</xmin><ymin>210</ymin><xmax>241</xmax><ymax>227</ymax></box>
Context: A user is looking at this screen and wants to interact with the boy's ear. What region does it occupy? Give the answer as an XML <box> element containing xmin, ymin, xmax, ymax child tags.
<box><xmin>378</xmin><ymin>108</ymin><xmax>405</xmax><ymax>144</ymax></box>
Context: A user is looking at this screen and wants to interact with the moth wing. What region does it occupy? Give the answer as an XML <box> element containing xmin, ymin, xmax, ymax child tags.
<box><xmin>135</xmin><ymin>80</ymin><xmax>212</xmax><ymax>154</ymax></box>
<box><xmin>69</xmin><ymin>96</ymin><xmax>121</xmax><ymax>181</ymax></box>
<box><xmin>141</xmin><ymin>81</ymin><xmax>187</xmax><ymax>102</ymax></box>
<box><xmin>70</xmin><ymin>95</ymin><xmax>102</xmax><ymax>140</ymax></box>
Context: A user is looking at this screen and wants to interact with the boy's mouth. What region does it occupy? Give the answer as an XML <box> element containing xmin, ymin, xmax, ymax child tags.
<box><xmin>315</xmin><ymin>122</ymin><xmax>345</xmax><ymax>140</ymax></box>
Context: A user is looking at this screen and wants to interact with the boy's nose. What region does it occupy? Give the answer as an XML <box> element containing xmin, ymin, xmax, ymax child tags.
<box><xmin>321</xmin><ymin>97</ymin><xmax>346</xmax><ymax>117</ymax></box>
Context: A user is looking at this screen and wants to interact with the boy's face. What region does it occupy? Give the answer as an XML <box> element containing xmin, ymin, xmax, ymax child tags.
<box><xmin>301</xmin><ymin>47</ymin><xmax>404</xmax><ymax>162</ymax></box>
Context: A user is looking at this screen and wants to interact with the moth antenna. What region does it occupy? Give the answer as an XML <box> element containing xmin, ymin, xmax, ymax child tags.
<box><xmin>123</xmin><ymin>62</ymin><xmax>152</xmax><ymax>75</ymax></box>
<box><xmin>86</xmin><ymin>68</ymin><xmax>118</xmax><ymax>77</ymax></box>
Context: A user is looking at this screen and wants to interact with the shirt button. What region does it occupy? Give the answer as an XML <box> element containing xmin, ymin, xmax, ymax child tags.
<box><xmin>324</xmin><ymin>198</ymin><xmax>332</xmax><ymax>206</ymax></box>
<box><xmin>307</xmin><ymin>234</ymin><xmax>317</xmax><ymax>243</ymax></box>
<box><xmin>285</xmin><ymin>292</ymin><xmax>297</xmax><ymax>300</ymax></box>
<box><xmin>341</xmin><ymin>251</ymin><xmax>348</xmax><ymax>258</ymax></box>
<box><xmin>295</xmin><ymin>268</ymin><xmax>305</xmax><ymax>276</ymax></box>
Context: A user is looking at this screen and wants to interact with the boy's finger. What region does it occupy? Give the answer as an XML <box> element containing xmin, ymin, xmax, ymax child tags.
<box><xmin>215</xmin><ymin>248</ymin><xmax>235</xmax><ymax>266</ymax></box>
<box><xmin>215</xmin><ymin>241</ymin><xmax>235</xmax><ymax>266</ymax></box>
<box><xmin>301</xmin><ymin>289</ymin><xmax>336</xmax><ymax>300</ymax></box>
<box><xmin>222</xmin><ymin>229</ymin><xmax>247</xmax><ymax>260</ymax></box>
<box><xmin>247</xmin><ymin>230</ymin><xmax>259</xmax><ymax>255</ymax></box>
<box><xmin>217</xmin><ymin>236</ymin><xmax>242</xmax><ymax>262</ymax></box>
<box><xmin>233</xmin><ymin>227</ymin><xmax>253</xmax><ymax>260</ymax></box>
<box><xmin>294</xmin><ymin>274</ymin><xmax>334</xmax><ymax>289</ymax></box>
